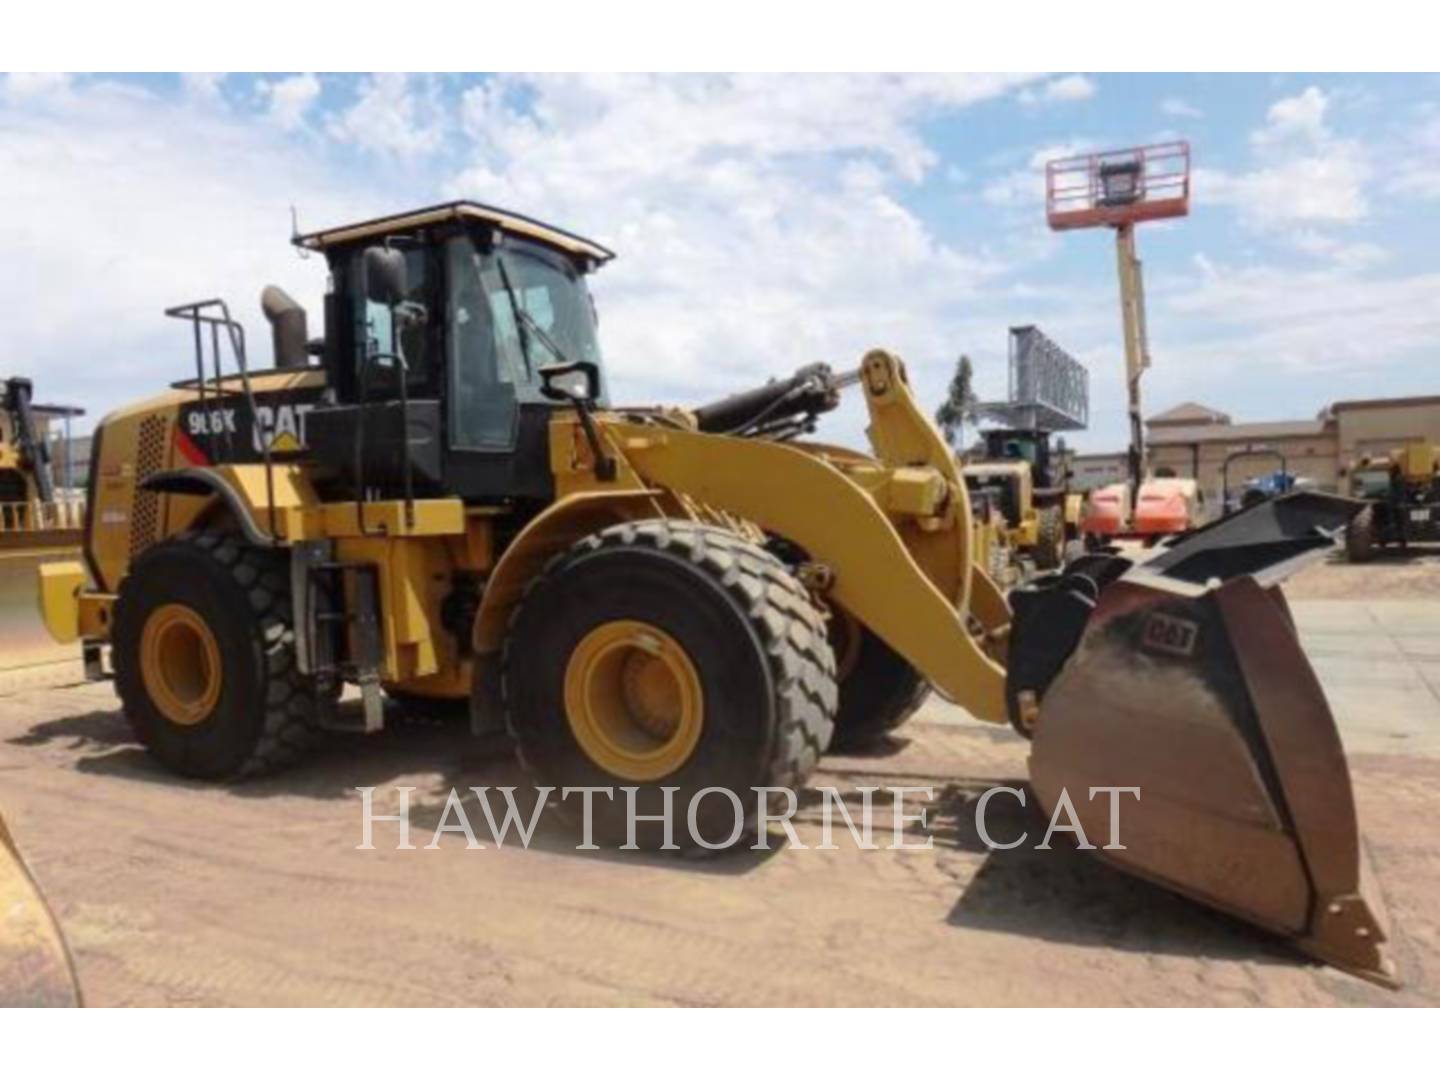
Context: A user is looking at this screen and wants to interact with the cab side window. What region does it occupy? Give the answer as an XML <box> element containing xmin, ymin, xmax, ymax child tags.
<box><xmin>352</xmin><ymin>246</ymin><xmax>432</xmax><ymax>396</ymax></box>
<box><xmin>446</xmin><ymin>237</ymin><xmax>519</xmax><ymax>450</ymax></box>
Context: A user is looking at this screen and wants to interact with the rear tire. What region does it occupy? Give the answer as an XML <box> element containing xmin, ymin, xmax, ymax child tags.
<box><xmin>1345</xmin><ymin>505</ymin><xmax>1377</xmax><ymax>563</ymax></box>
<box><xmin>112</xmin><ymin>531</ymin><xmax>319</xmax><ymax>779</ymax></box>
<box><xmin>1033</xmin><ymin>506</ymin><xmax>1064</xmax><ymax>571</ymax></box>
<box><xmin>828</xmin><ymin>616</ymin><xmax>928</xmax><ymax>751</ymax></box>
<box><xmin>502</xmin><ymin>520</ymin><xmax>837</xmax><ymax>849</ymax></box>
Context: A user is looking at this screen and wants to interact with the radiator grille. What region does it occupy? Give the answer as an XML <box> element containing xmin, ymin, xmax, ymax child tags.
<box><xmin>129</xmin><ymin>416</ymin><xmax>168</xmax><ymax>557</ymax></box>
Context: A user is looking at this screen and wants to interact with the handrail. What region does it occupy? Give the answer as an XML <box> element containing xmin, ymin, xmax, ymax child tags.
<box><xmin>164</xmin><ymin>300</ymin><xmax>277</xmax><ymax>543</ymax></box>
<box><xmin>1046</xmin><ymin>141</ymin><xmax>1191</xmax><ymax>230</ymax></box>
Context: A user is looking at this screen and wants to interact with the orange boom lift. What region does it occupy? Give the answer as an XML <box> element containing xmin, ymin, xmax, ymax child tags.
<box><xmin>1048</xmin><ymin>142</ymin><xmax>1201</xmax><ymax>541</ymax></box>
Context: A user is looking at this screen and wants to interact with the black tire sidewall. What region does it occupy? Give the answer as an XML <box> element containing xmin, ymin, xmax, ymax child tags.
<box><xmin>830</xmin><ymin>624</ymin><xmax>927</xmax><ymax>750</ymax></box>
<box><xmin>113</xmin><ymin>539</ymin><xmax>271</xmax><ymax>779</ymax></box>
<box><xmin>505</xmin><ymin>546</ymin><xmax>777</xmax><ymax>844</ymax></box>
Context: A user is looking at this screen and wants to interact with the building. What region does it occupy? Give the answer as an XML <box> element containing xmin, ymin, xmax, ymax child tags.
<box><xmin>1070</xmin><ymin>452</ymin><xmax>1127</xmax><ymax>492</ymax></box>
<box><xmin>1143</xmin><ymin>394</ymin><xmax>1440</xmax><ymax>507</ymax></box>
<box><xmin>1331</xmin><ymin>395</ymin><xmax>1440</xmax><ymax>464</ymax></box>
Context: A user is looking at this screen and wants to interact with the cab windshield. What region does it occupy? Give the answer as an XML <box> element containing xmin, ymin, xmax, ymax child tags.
<box><xmin>446</xmin><ymin>235</ymin><xmax>606</xmax><ymax>450</ymax></box>
<box><xmin>1351</xmin><ymin>468</ymin><xmax>1392</xmax><ymax>498</ymax></box>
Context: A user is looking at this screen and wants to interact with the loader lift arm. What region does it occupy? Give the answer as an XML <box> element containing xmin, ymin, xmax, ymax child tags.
<box><xmin>3</xmin><ymin>377</ymin><xmax>56</xmax><ymax>503</ymax></box>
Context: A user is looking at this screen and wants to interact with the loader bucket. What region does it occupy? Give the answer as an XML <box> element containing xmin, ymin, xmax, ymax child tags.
<box><xmin>0</xmin><ymin>540</ymin><xmax>84</xmax><ymax>694</ymax></box>
<box><xmin>0</xmin><ymin>810</ymin><xmax>82</xmax><ymax>1006</ymax></box>
<box><xmin>1012</xmin><ymin>493</ymin><xmax>1397</xmax><ymax>986</ymax></box>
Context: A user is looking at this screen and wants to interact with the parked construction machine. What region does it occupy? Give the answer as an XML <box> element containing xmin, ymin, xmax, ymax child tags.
<box><xmin>1344</xmin><ymin>443</ymin><xmax>1440</xmax><ymax>561</ymax></box>
<box><xmin>37</xmin><ymin>202</ymin><xmax>1394</xmax><ymax>984</ymax></box>
<box><xmin>961</xmin><ymin>427</ymin><xmax>1082</xmax><ymax>571</ymax></box>
<box><xmin>1</xmin><ymin>378</ymin><xmax>86</xmax><ymax>692</ymax></box>
<box><xmin>1081</xmin><ymin>475</ymin><xmax>1204</xmax><ymax>545</ymax></box>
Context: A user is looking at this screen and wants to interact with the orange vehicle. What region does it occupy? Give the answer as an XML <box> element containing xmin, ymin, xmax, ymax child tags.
<box><xmin>1080</xmin><ymin>482</ymin><xmax>1128</xmax><ymax>540</ymax></box>
<box><xmin>1083</xmin><ymin>476</ymin><xmax>1202</xmax><ymax>545</ymax></box>
<box><xmin>1132</xmin><ymin>476</ymin><xmax>1202</xmax><ymax>537</ymax></box>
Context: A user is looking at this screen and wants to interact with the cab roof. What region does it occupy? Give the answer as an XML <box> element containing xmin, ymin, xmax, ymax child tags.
<box><xmin>293</xmin><ymin>200</ymin><xmax>616</xmax><ymax>265</ymax></box>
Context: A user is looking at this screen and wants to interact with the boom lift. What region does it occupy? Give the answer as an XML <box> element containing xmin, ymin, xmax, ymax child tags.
<box><xmin>1049</xmin><ymin>143</ymin><xmax>1203</xmax><ymax>541</ymax></box>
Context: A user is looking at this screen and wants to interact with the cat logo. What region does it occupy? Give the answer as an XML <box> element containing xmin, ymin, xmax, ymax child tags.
<box><xmin>252</xmin><ymin>402</ymin><xmax>314</xmax><ymax>455</ymax></box>
<box><xmin>269</xmin><ymin>430</ymin><xmax>303</xmax><ymax>453</ymax></box>
<box><xmin>1141</xmin><ymin>611</ymin><xmax>1200</xmax><ymax>658</ymax></box>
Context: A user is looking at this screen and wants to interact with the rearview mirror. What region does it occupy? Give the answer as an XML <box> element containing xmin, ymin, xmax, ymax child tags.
<box><xmin>364</xmin><ymin>246</ymin><xmax>408</xmax><ymax>307</ymax></box>
<box><xmin>539</xmin><ymin>360</ymin><xmax>601</xmax><ymax>404</ymax></box>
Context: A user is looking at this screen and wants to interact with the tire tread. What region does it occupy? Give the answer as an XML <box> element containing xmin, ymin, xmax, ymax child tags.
<box><xmin>502</xmin><ymin>519</ymin><xmax>837</xmax><ymax>792</ymax></box>
<box><xmin>114</xmin><ymin>531</ymin><xmax>318</xmax><ymax>778</ymax></box>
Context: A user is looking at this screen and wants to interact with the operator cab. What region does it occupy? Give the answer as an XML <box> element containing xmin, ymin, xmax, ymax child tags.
<box><xmin>295</xmin><ymin>201</ymin><xmax>615</xmax><ymax>506</ymax></box>
<box><xmin>981</xmin><ymin>428</ymin><xmax>1057</xmax><ymax>490</ymax></box>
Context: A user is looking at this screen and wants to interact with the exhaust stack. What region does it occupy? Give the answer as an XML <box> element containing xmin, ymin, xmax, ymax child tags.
<box><xmin>261</xmin><ymin>286</ymin><xmax>309</xmax><ymax>370</ymax></box>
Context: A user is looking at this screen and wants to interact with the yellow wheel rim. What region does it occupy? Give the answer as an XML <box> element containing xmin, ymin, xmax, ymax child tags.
<box><xmin>139</xmin><ymin>603</ymin><xmax>223</xmax><ymax>727</ymax></box>
<box><xmin>563</xmin><ymin>619</ymin><xmax>703</xmax><ymax>782</ymax></box>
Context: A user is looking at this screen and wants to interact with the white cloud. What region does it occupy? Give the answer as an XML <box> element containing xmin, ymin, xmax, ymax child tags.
<box><xmin>1385</xmin><ymin>105</ymin><xmax>1440</xmax><ymax>199</ymax></box>
<box><xmin>0</xmin><ymin>76</ymin><xmax>379</xmax><ymax>423</ymax></box>
<box><xmin>181</xmin><ymin>73</ymin><xmax>226</xmax><ymax>102</ymax></box>
<box><xmin>1199</xmin><ymin>85</ymin><xmax>1370</xmax><ymax>229</ymax></box>
<box><xmin>981</xmin><ymin>141</ymin><xmax>1090</xmax><ymax>208</ymax></box>
<box><xmin>1196</xmin><ymin>152</ymin><xmax>1369</xmax><ymax>227</ymax></box>
<box><xmin>328</xmin><ymin>73</ymin><xmax>447</xmax><ymax>156</ymax></box>
<box><xmin>2</xmin><ymin>72</ymin><xmax>70</xmax><ymax>101</ymax></box>
<box><xmin>448</xmin><ymin>74</ymin><xmax>1032</xmax><ymax>407</ymax></box>
<box><xmin>0</xmin><ymin>73</ymin><xmax>1042</xmax><ymax>444</ymax></box>
<box><xmin>1160</xmin><ymin>258</ymin><xmax>1440</xmax><ymax>374</ymax></box>
<box><xmin>1160</xmin><ymin>97</ymin><xmax>1202</xmax><ymax>119</ymax></box>
<box><xmin>1018</xmin><ymin>75</ymin><xmax>1096</xmax><ymax>106</ymax></box>
<box><xmin>261</xmin><ymin>72</ymin><xmax>321</xmax><ymax>131</ymax></box>
<box><xmin>1252</xmin><ymin>86</ymin><xmax>1331</xmax><ymax>147</ymax></box>
<box><xmin>1289</xmin><ymin>229</ymin><xmax>1386</xmax><ymax>268</ymax></box>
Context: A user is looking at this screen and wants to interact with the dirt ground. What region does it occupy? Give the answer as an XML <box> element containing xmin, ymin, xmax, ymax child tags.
<box><xmin>1284</xmin><ymin>546</ymin><xmax>1440</xmax><ymax>600</ymax></box>
<box><xmin>1</xmin><ymin>558</ymin><xmax>1437</xmax><ymax>1007</ymax></box>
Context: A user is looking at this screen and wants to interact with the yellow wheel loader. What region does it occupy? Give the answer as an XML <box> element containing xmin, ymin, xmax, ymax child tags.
<box><xmin>961</xmin><ymin>427</ymin><xmax>1083</xmax><ymax>574</ymax></box>
<box><xmin>37</xmin><ymin>201</ymin><xmax>1394</xmax><ymax>983</ymax></box>
<box><xmin>1344</xmin><ymin>442</ymin><xmax>1440</xmax><ymax>561</ymax></box>
<box><xmin>1</xmin><ymin>378</ymin><xmax>87</xmax><ymax>692</ymax></box>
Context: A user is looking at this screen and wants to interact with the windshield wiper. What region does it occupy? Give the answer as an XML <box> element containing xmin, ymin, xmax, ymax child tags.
<box><xmin>504</xmin><ymin>259</ymin><xmax>574</xmax><ymax>367</ymax></box>
<box><xmin>492</xmin><ymin>253</ymin><xmax>535</xmax><ymax>379</ymax></box>
<box><xmin>494</xmin><ymin>252</ymin><xmax>577</xmax><ymax>380</ymax></box>
<box><xmin>515</xmin><ymin>306</ymin><xmax>571</xmax><ymax>368</ymax></box>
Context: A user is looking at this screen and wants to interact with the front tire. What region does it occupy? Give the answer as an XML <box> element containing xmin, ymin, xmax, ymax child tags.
<box><xmin>112</xmin><ymin>531</ymin><xmax>319</xmax><ymax>779</ymax></box>
<box><xmin>1345</xmin><ymin>505</ymin><xmax>1377</xmax><ymax>563</ymax></box>
<box><xmin>1033</xmin><ymin>506</ymin><xmax>1064</xmax><ymax>570</ymax></box>
<box><xmin>502</xmin><ymin>520</ymin><xmax>837</xmax><ymax>849</ymax></box>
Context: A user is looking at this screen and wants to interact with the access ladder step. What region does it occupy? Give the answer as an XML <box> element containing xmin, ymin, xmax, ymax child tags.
<box><xmin>300</xmin><ymin>554</ymin><xmax>385</xmax><ymax>735</ymax></box>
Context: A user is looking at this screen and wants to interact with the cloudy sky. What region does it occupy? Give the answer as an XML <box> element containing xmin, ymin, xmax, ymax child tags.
<box><xmin>3</xmin><ymin>72</ymin><xmax>1438</xmax><ymax>452</ymax></box>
